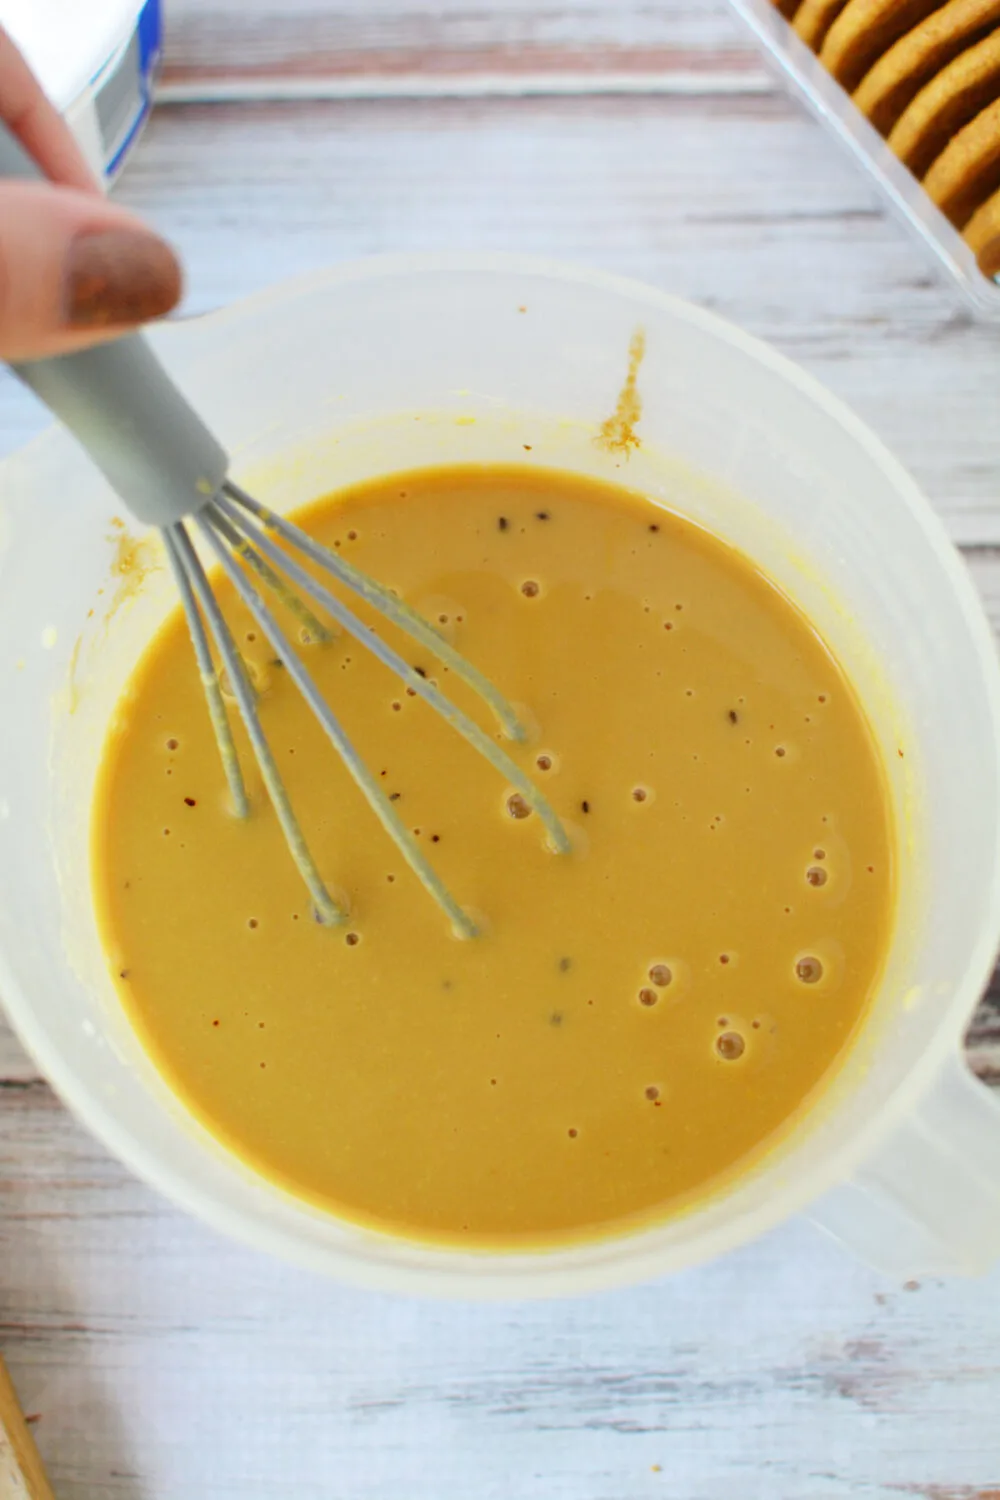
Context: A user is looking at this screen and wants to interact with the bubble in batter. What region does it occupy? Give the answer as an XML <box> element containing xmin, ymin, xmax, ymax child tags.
<box><xmin>506</xmin><ymin>793</ymin><xmax>531</xmax><ymax>820</ymax></box>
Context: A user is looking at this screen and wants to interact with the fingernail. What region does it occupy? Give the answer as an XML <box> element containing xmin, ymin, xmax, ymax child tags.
<box><xmin>63</xmin><ymin>228</ymin><xmax>183</xmax><ymax>329</ymax></box>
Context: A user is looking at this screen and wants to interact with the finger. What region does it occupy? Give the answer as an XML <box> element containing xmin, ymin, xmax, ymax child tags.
<box><xmin>0</xmin><ymin>27</ymin><xmax>96</xmax><ymax>191</ymax></box>
<box><xmin>0</xmin><ymin>182</ymin><xmax>182</xmax><ymax>363</ymax></box>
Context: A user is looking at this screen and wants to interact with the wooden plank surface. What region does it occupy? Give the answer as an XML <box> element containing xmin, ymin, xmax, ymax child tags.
<box><xmin>5</xmin><ymin>90</ymin><xmax>1000</xmax><ymax>541</ymax></box>
<box><xmin>4</xmin><ymin>3</ymin><xmax>1000</xmax><ymax>1498</ymax></box>
<box><xmin>4</xmin><ymin>1076</ymin><xmax>1000</xmax><ymax>1500</ymax></box>
<box><xmin>158</xmin><ymin>0</ymin><xmax>764</xmax><ymax>88</ymax></box>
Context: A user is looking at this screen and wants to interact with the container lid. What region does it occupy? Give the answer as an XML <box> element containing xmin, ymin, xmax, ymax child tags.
<box><xmin>2</xmin><ymin>0</ymin><xmax>144</xmax><ymax>111</ymax></box>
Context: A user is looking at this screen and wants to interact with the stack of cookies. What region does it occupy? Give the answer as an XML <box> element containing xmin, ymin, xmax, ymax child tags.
<box><xmin>772</xmin><ymin>0</ymin><xmax>1000</xmax><ymax>276</ymax></box>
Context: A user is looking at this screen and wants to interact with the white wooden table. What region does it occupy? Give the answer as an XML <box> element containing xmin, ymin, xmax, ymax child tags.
<box><xmin>3</xmin><ymin>3</ymin><xmax>1000</xmax><ymax>1496</ymax></box>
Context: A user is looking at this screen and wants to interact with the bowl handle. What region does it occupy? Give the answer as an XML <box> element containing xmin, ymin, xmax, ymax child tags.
<box><xmin>808</xmin><ymin>1051</ymin><xmax>1000</xmax><ymax>1277</ymax></box>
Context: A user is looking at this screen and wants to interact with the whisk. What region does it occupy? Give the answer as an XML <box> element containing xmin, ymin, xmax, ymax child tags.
<box><xmin>0</xmin><ymin>126</ymin><xmax>568</xmax><ymax>938</ymax></box>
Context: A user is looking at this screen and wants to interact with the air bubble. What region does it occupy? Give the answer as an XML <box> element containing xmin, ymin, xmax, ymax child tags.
<box><xmin>648</xmin><ymin>964</ymin><xmax>672</xmax><ymax>987</ymax></box>
<box><xmin>638</xmin><ymin>988</ymin><xmax>659</xmax><ymax>1007</ymax></box>
<box><xmin>221</xmin><ymin>660</ymin><xmax>261</xmax><ymax>698</ymax></box>
<box><xmin>506</xmin><ymin>792</ymin><xmax>531</xmax><ymax>820</ymax></box>
<box><xmin>796</xmin><ymin>955</ymin><xmax>823</xmax><ymax>984</ymax></box>
<box><xmin>806</xmin><ymin>866</ymin><xmax>827</xmax><ymax>887</ymax></box>
<box><xmin>716</xmin><ymin>1031</ymin><xmax>745</xmax><ymax>1061</ymax></box>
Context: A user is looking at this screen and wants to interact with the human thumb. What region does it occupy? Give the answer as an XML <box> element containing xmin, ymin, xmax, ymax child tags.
<box><xmin>0</xmin><ymin>180</ymin><xmax>182</xmax><ymax>363</ymax></box>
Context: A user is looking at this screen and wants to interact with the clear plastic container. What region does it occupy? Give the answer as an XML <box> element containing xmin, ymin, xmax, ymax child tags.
<box><xmin>728</xmin><ymin>0</ymin><xmax>1000</xmax><ymax>318</ymax></box>
<box><xmin>1</xmin><ymin>254</ymin><xmax>1000</xmax><ymax>1296</ymax></box>
<box><xmin>4</xmin><ymin>0</ymin><xmax>161</xmax><ymax>183</ymax></box>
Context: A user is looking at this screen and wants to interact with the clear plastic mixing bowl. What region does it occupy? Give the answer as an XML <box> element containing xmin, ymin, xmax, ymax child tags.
<box><xmin>1</xmin><ymin>254</ymin><xmax>999</xmax><ymax>1295</ymax></box>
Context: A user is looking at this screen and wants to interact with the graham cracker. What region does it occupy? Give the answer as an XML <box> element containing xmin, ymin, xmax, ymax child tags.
<box><xmin>853</xmin><ymin>0</ymin><xmax>1000</xmax><ymax>133</ymax></box>
<box><xmin>923</xmin><ymin>94</ymin><xmax>1000</xmax><ymax>223</ymax></box>
<box><xmin>889</xmin><ymin>29</ymin><xmax>1000</xmax><ymax>175</ymax></box>
<box><xmin>794</xmin><ymin>0</ymin><xmax>851</xmax><ymax>49</ymax></box>
<box><xmin>821</xmin><ymin>0</ymin><xmax>947</xmax><ymax>93</ymax></box>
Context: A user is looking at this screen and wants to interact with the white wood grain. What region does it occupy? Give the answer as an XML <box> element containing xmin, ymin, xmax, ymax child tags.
<box><xmin>3</xmin><ymin>1086</ymin><xmax>1000</xmax><ymax>1500</ymax></box>
<box><xmin>5</xmin><ymin>4</ymin><xmax>1000</xmax><ymax>1494</ymax></box>
<box><xmin>104</xmin><ymin>95</ymin><xmax>1000</xmax><ymax>548</ymax></box>
<box><xmin>159</xmin><ymin>0</ymin><xmax>761</xmax><ymax>87</ymax></box>
<box><xmin>5</xmin><ymin>93</ymin><xmax>1000</xmax><ymax>541</ymax></box>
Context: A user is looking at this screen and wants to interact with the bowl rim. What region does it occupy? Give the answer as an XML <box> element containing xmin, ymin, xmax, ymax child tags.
<box><xmin>4</xmin><ymin>250</ymin><xmax>1000</xmax><ymax>1297</ymax></box>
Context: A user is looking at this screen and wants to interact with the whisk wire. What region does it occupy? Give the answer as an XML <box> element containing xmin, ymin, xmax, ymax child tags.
<box><xmin>211</xmin><ymin>493</ymin><xmax>571</xmax><ymax>857</ymax></box>
<box><xmin>169</xmin><ymin>522</ymin><xmax>345</xmax><ymax>928</ymax></box>
<box><xmin>223</xmin><ymin>480</ymin><xmax>526</xmax><ymax>744</ymax></box>
<box><xmin>195</xmin><ymin>512</ymin><xmax>480</xmax><ymax>938</ymax></box>
<box><xmin>209</xmin><ymin>504</ymin><xmax>333</xmax><ymax>647</ymax></box>
<box><xmin>163</xmin><ymin>527</ymin><xmax>249</xmax><ymax>820</ymax></box>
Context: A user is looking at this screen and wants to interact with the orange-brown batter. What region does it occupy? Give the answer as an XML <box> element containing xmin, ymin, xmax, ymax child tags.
<box><xmin>91</xmin><ymin>466</ymin><xmax>894</xmax><ymax>1246</ymax></box>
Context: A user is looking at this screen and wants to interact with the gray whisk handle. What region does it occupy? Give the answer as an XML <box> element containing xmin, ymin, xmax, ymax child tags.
<box><xmin>0</xmin><ymin>120</ymin><xmax>227</xmax><ymax>525</ymax></box>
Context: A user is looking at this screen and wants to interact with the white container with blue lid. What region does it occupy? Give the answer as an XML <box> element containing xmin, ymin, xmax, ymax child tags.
<box><xmin>1</xmin><ymin>0</ymin><xmax>162</xmax><ymax>185</ymax></box>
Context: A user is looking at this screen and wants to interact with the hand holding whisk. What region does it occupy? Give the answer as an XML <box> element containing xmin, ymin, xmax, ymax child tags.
<box><xmin>0</xmin><ymin>121</ymin><xmax>569</xmax><ymax>938</ymax></box>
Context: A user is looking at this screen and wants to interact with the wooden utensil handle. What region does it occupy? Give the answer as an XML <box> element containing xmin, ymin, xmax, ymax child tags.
<box><xmin>0</xmin><ymin>1356</ymin><xmax>54</xmax><ymax>1500</ymax></box>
